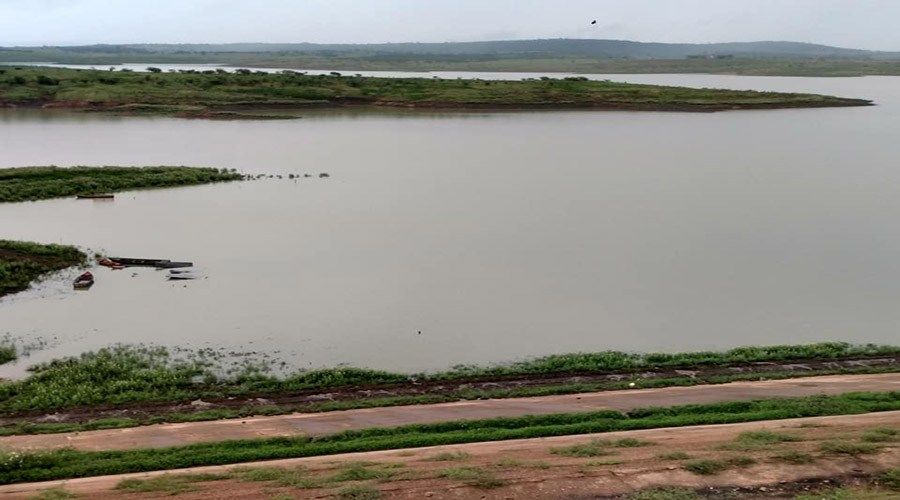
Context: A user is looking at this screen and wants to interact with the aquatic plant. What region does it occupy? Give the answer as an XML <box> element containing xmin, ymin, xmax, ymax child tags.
<box><xmin>0</xmin><ymin>166</ymin><xmax>244</xmax><ymax>203</ymax></box>
<box><xmin>0</xmin><ymin>240</ymin><xmax>86</xmax><ymax>297</ymax></box>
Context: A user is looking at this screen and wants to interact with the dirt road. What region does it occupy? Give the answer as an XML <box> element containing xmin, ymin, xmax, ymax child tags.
<box><xmin>1</xmin><ymin>373</ymin><xmax>897</xmax><ymax>453</ymax></box>
<box><xmin>1</xmin><ymin>411</ymin><xmax>897</xmax><ymax>499</ymax></box>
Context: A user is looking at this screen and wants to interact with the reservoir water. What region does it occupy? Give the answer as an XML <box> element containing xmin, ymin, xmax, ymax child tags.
<box><xmin>1</xmin><ymin>73</ymin><xmax>898</xmax><ymax>376</ymax></box>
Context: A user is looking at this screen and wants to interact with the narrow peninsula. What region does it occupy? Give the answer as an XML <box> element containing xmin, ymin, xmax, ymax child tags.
<box><xmin>0</xmin><ymin>66</ymin><xmax>872</xmax><ymax>118</ymax></box>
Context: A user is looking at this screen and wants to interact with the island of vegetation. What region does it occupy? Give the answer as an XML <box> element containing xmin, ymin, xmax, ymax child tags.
<box><xmin>0</xmin><ymin>66</ymin><xmax>871</xmax><ymax>118</ymax></box>
<box><xmin>0</xmin><ymin>165</ymin><xmax>244</xmax><ymax>203</ymax></box>
<box><xmin>0</xmin><ymin>240</ymin><xmax>86</xmax><ymax>299</ymax></box>
<box><xmin>0</xmin><ymin>166</ymin><xmax>243</xmax><ymax>302</ymax></box>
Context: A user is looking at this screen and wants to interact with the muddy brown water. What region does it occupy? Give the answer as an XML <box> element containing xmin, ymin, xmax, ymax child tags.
<box><xmin>1</xmin><ymin>74</ymin><xmax>899</xmax><ymax>377</ymax></box>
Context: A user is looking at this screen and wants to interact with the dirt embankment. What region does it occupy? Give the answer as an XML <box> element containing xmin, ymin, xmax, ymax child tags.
<box><xmin>3</xmin><ymin>373</ymin><xmax>897</xmax><ymax>453</ymax></box>
<box><xmin>1</xmin><ymin>411</ymin><xmax>896</xmax><ymax>499</ymax></box>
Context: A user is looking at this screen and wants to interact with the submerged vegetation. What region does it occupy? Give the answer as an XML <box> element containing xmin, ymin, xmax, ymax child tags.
<box><xmin>0</xmin><ymin>166</ymin><xmax>244</xmax><ymax>203</ymax></box>
<box><xmin>0</xmin><ymin>391</ymin><xmax>895</xmax><ymax>483</ymax></box>
<box><xmin>0</xmin><ymin>342</ymin><xmax>896</xmax><ymax>416</ymax></box>
<box><xmin>0</xmin><ymin>342</ymin><xmax>896</xmax><ymax>415</ymax></box>
<box><xmin>0</xmin><ymin>240</ymin><xmax>86</xmax><ymax>298</ymax></box>
<box><xmin>0</xmin><ymin>66</ymin><xmax>871</xmax><ymax>116</ymax></box>
<box><xmin>0</xmin><ymin>345</ymin><xmax>15</xmax><ymax>365</ymax></box>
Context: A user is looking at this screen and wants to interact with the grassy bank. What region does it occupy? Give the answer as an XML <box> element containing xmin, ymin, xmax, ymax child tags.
<box><xmin>0</xmin><ymin>240</ymin><xmax>86</xmax><ymax>298</ymax></box>
<box><xmin>0</xmin><ymin>391</ymin><xmax>896</xmax><ymax>483</ymax></box>
<box><xmin>0</xmin><ymin>166</ymin><xmax>244</xmax><ymax>203</ymax></box>
<box><xmin>0</xmin><ymin>343</ymin><xmax>896</xmax><ymax>415</ymax></box>
<box><xmin>0</xmin><ymin>66</ymin><xmax>870</xmax><ymax>115</ymax></box>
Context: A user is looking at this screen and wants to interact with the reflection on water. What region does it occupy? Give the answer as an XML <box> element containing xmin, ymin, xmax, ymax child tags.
<box><xmin>1</xmin><ymin>74</ymin><xmax>899</xmax><ymax>377</ymax></box>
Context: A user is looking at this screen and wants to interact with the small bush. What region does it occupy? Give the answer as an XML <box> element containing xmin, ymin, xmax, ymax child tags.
<box><xmin>684</xmin><ymin>459</ymin><xmax>727</xmax><ymax>475</ymax></box>
<box><xmin>657</xmin><ymin>451</ymin><xmax>691</xmax><ymax>460</ymax></box>
<box><xmin>727</xmin><ymin>430</ymin><xmax>802</xmax><ymax>450</ymax></box>
<box><xmin>30</xmin><ymin>488</ymin><xmax>76</xmax><ymax>500</ymax></box>
<box><xmin>329</xmin><ymin>462</ymin><xmax>393</xmax><ymax>482</ymax></box>
<box><xmin>338</xmin><ymin>485</ymin><xmax>381</xmax><ymax>499</ymax></box>
<box><xmin>36</xmin><ymin>75</ymin><xmax>59</xmax><ymax>85</ymax></box>
<box><xmin>879</xmin><ymin>468</ymin><xmax>900</xmax><ymax>491</ymax></box>
<box><xmin>629</xmin><ymin>487</ymin><xmax>699</xmax><ymax>500</ymax></box>
<box><xmin>425</xmin><ymin>451</ymin><xmax>470</xmax><ymax>461</ymax></box>
<box><xmin>438</xmin><ymin>466</ymin><xmax>505</xmax><ymax>488</ymax></box>
<box><xmin>683</xmin><ymin>457</ymin><xmax>756</xmax><ymax>475</ymax></box>
<box><xmin>614</xmin><ymin>437</ymin><xmax>653</xmax><ymax>447</ymax></box>
<box><xmin>771</xmin><ymin>450</ymin><xmax>815</xmax><ymax>464</ymax></box>
<box><xmin>860</xmin><ymin>428</ymin><xmax>897</xmax><ymax>443</ymax></box>
<box><xmin>551</xmin><ymin>439</ymin><xmax>614</xmax><ymax>457</ymax></box>
<box><xmin>820</xmin><ymin>441</ymin><xmax>882</xmax><ymax>455</ymax></box>
<box><xmin>114</xmin><ymin>473</ymin><xmax>224</xmax><ymax>494</ymax></box>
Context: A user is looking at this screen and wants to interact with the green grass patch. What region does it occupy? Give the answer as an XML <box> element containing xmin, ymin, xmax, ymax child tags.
<box><xmin>425</xmin><ymin>451</ymin><xmax>470</xmax><ymax>462</ymax></box>
<box><xmin>629</xmin><ymin>487</ymin><xmax>700</xmax><ymax>500</ymax></box>
<box><xmin>29</xmin><ymin>488</ymin><xmax>77</xmax><ymax>500</ymax></box>
<box><xmin>0</xmin><ymin>240</ymin><xmax>86</xmax><ymax>298</ymax></box>
<box><xmin>880</xmin><ymin>468</ymin><xmax>900</xmax><ymax>491</ymax></box>
<box><xmin>657</xmin><ymin>451</ymin><xmax>691</xmax><ymax>460</ymax></box>
<box><xmin>0</xmin><ymin>166</ymin><xmax>243</xmax><ymax>203</ymax></box>
<box><xmin>549</xmin><ymin>437</ymin><xmax>652</xmax><ymax>457</ymax></box>
<box><xmin>231</xmin><ymin>466</ymin><xmax>323</xmax><ymax>488</ymax></box>
<box><xmin>819</xmin><ymin>440</ymin><xmax>883</xmax><ymax>455</ymax></box>
<box><xmin>683</xmin><ymin>459</ymin><xmax>727</xmax><ymax>475</ymax></box>
<box><xmin>860</xmin><ymin>427</ymin><xmax>897</xmax><ymax>443</ymax></box>
<box><xmin>438</xmin><ymin>466</ymin><xmax>505</xmax><ymax>489</ymax></box>
<box><xmin>683</xmin><ymin>456</ymin><xmax>755</xmax><ymax>475</ymax></box>
<box><xmin>493</xmin><ymin>457</ymin><xmax>550</xmax><ymax>469</ymax></box>
<box><xmin>770</xmin><ymin>450</ymin><xmax>816</xmax><ymax>464</ymax></box>
<box><xmin>337</xmin><ymin>485</ymin><xmax>381</xmax><ymax>499</ymax></box>
<box><xmin>0</xmin><ymin>391</ymin><xmax>895</xmax><ymax>484</ymax></box>
<box><xmin>723</xmin><ymin>430</ymin><xmax>802</xmax><ymax>450</ymax></box>
<box><xmin>540</xmin><ymin>437</ymin><xmax>652</xmax><ymax>457</ymax></box>
<box><xmin>551</xmin><ymin>439</ymin><xmax>615</xmax><ymax>457</ymax></box>
<box><xmin>115</xmin><ymin>473</ymin><xmax>226</xmax><ymax>495</ymax></box>
<box><xmin>583</xmin><ymin>458</ymin><xmax>623</xmax><ymax>466</ymax></box>
<box><xmin>328</xmin><ymin>462</ymin><xmax>394</xmax><ymax>482</ymax></box>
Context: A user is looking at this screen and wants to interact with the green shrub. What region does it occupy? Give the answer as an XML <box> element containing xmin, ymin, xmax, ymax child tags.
<box><xmin>438</xmin><ymin>466</ymin><xmax>505</xmax><ymax>488</ymax></box>
<box><xmin>338</xmin><ymin>485</ymin><xmax>381</xmax><ymax>499</ymax></box>
<box><xmin>771</xmin><ymin>450</ymin><xmax>815</xmax><ymax>464</ymax></box>
<box><xmin>860</xmin><ymin>428</ymin><xmax>897</xmax><ymax>443</ymax></box>
<box><xmin>819</xmin><ymin>441</ymin><xmax>882</xmax><ymax>455</ymax></box>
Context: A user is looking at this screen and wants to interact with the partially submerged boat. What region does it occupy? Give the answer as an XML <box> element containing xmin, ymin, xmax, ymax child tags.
<box><xmin>107</xmin><ymin>257</ymin><xmax>193</xmax><ymax>269</ymax></box>
<box><xmin>73</xmin><ymin>271</ymin><xmax>94</xmax><ymax>289</ymax></box>
<box><xmin>168</xmin><ymin>269</ymin><xmax>201</xmax><ymax>280</ymax></box>
<box><xmin>108</xmin><ymin>257</ymin><xmax>172</xmax><ymax>267</ymax></box>
<box><xmin>155</xmin><ymin>261</ymin><xmax>194</xmax><ymax>269</ymax></box>
<box><xmin>98</xmin><ymin>258</ymin><xmax>125</xmax><ymax>270</ymax></box>
<box><xmin>76</xmin><ymin>194</ymin><xmax>115</xmax><ymax>199</ymax></box>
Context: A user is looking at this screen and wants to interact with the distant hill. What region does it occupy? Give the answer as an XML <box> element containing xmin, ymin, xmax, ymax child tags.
<box><xmin>48</xmin><ymin>39</ymin><xmax>899</xmax><ymax>60</ymax></box>
<box><xmin>4</xmin><ymin>39</ymin><xmax>900</xmax><ymax>77</ymax></box>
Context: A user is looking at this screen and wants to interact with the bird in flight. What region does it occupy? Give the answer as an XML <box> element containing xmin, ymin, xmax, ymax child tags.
<box><xmin>591</xmin><ymin>20</ymin><xmax>597</xmax><ymax>25</ymax></box>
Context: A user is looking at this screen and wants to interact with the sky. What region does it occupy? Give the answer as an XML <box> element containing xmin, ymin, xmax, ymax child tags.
<box><xmin>0</xmin><ymin>0</ymin><xmax>898</xmax><ymax>51</ymax></box>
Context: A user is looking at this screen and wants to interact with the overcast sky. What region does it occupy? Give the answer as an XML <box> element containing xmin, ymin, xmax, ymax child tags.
<box><xmin>0</xmin><ymin>0</ymin><xmax>897</xmax><ymax>51</ymax></box>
